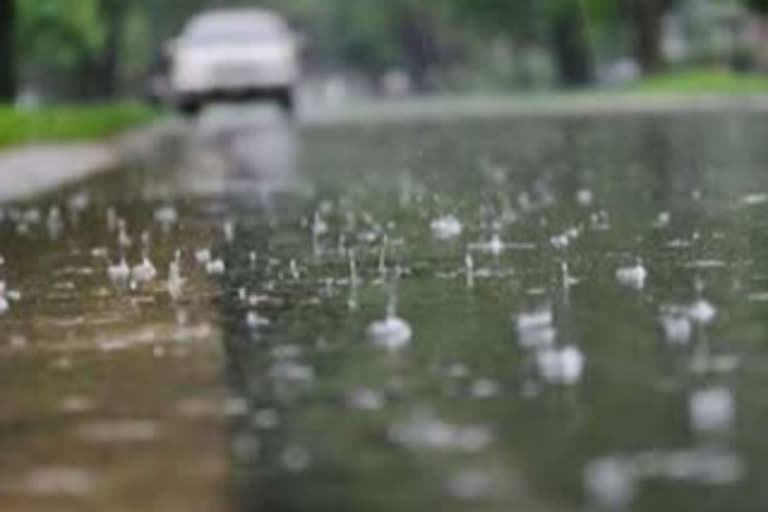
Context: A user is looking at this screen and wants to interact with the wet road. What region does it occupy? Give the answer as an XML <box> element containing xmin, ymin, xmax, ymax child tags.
<box><xmin>3</xmin><ymin>105</ymin><xmax>768</xmax><ymax>511</ymax></box>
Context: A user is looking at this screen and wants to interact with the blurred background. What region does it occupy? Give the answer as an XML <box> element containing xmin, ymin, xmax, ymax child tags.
<box><xmin>2</xmin><ymin>0</ymin><xmax>768</xmax><ymax>107</ymax></box>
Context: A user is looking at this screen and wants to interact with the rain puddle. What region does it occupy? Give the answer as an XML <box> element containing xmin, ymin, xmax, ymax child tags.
<box><xmin>3</xmin><ymin>111</ymin><xmax>768</xmax><ymax>511</ymax></box>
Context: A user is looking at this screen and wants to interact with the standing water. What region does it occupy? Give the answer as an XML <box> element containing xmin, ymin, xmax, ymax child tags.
<box><xmin>2</xmin><ymin>112</ymin><xmax>768</xmax><ymax>511</ymax></box>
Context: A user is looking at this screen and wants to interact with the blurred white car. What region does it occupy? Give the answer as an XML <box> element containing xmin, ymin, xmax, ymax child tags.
<box><xmin>169</xmin><ymin>8</ymin><xmax>300</xmax><ymax>115</ymax></box>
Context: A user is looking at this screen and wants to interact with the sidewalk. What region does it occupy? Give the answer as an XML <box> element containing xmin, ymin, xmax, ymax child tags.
<box><xmin>0</xmin><ymin>119</ymin><xmax>182</xmax><ymax>203</ymax></box>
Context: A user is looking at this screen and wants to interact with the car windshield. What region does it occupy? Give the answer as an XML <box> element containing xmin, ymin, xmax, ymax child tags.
<box><xmin>183</xmin><ymin>13</ymin><xmax>286</xmax><ymax>44</ymax></box>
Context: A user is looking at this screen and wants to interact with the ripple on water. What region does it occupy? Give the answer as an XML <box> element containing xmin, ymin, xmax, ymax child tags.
<box><xmin>430</xmin><ymin>215</ymin><xmax>463</xmax><ymax>240</ymax></box>
<box><xmin>269</xmin><ymin>360</ymin><xmax>315</xmax><ymax>382</ymax></box>
<box><xmin>471</xmin><ymin>378</ymin><xmax>500</xmax><ymax>399</ymax></box>
<box><xmin>74</xmin><ymin>420</ymin><xmax>159</xmax><ymax>443</ymax></box>
<box><xmin>388</xmin><ymin>409</ymin><xmax>493</xmax><ymax>453</ymax></box>
<box><xmin>59</xmin><ymin>396</ymin><xmax>97</xmax><ymax>414</ymax></box>
<box><xmin>516</xmin><ymin>307</ymin><xmax>556</xmax><ymax>350</ymax></box>
<box><xmin>281</xmin><ymin>445</ymin><xmax>312</xmax><ymax>473</ymax></box>
<box><xmin>446</xmin><ymin>468</ymin><xmax>495</xmax><ymax>500</ymax></box>
<box><xmin>689</xmin><ymin>387</ymin><xmax>734</xmax><ymax>434</ymax></box>
<box><xmin>346</xmin><ymin>388</ymin><xmax>386</xmax><ymax>411</ymax></box>
<box><xmin>584</xmin><ymin>457</ymin><xmax>636</xmax><ymax>510</ymax></box>
<box><xmin>13</xmin><ymin>467</ymin><xmax>96</xmax><ymax>497</ymax></box>
<box><xmin>747</xmin><ymin>291</ymin><xmax>768</xmax><ymax>302</ymax></box>
<box><xmin>585</xmin><ymin>448</ymin><xmax>745</xmax><ymax>508</ymax></box>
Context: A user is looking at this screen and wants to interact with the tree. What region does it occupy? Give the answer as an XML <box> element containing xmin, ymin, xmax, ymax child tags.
<box><xmin>393</xmin><ymin>2</ymin><xmax>444</xmax><ymax>92</ymax></box>
<box><xmin>744</xmin><ymin>0</ymin><xmax>768</xmax><ymax>14</ymax></box>
<box><xmin>451</xmin><ymin>0</ymin><xmax>596</xmax><ymax>86</ymax></box>
<box><xmin>93</xmin><ymin>0</ymin><xmax>130</xmax><ymax>97</ymax></box>
<box><xmin>0</xmin><ymin>0</ymin><xmax>16</xmax><ymax>101</ymax></box>
<box><xmin>622</xmin><ymin>0</ymin><xmax>677</xmax><ymax>73</ymax></box>
<box><xmin>17</xmin><ymin>0</ymin><xmax>153</xmax><ymax>99</ymax></box>
<box><xmin>548</xmin><ymin>1</ymin><xmax>594</xmax><ymax>86</ymax></box>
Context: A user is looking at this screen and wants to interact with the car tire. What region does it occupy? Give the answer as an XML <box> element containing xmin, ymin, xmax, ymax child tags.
<box><xmin>275</xmin><ymin>89</ymin><xmax>295</xmax><ymax>116</ymax></box>
<box><xmin>179</xmin><ymin>100</ymin><xmax>202</xmax><ymax>117</ymax></box>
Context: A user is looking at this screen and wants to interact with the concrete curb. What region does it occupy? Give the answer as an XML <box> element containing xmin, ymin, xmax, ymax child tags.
<box><xmin>0</xmin><ymin>119</ymin><xmax>183</xmax><ymax>204</ymax></box>
<box><xmin>3</xmin><ymin>92</ymin><xmax>768</xmax><ymax>203</ymax></box>
<box><xmin>301</xmin><ymin>93</ymin><xmax>768</xmax><ymax>126</ymax></box>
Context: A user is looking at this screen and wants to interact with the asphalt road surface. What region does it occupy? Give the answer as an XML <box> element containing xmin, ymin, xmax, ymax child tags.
<box><xmin>3</xmin><ymin>102</ymin><xmax>768</xmax><ymax>511</ymax></box>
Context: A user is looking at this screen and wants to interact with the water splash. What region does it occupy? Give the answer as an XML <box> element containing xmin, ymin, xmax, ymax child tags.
<box><xmin>206</xmin><ymin>258</ymin><xmax>226</xmax><ymax>276</ymax></box>
<box><xmin>223</xmin><ymin>220</ymin><xmax>236</xmax><ymax>243</ymax></box>
<box><xmin>535</xmin><ymin>345</ymin><xmax>585</xmax><ymax>386</ymax></box>
<box><xmin>616</xmin><ymin>257</ymin><xmax>647</xmax><ymax>290</ymax></box>
<box><xmin>378</xmin><ymin>234</ymin><xmax>389</xmax><ymax>278</ymax></box>
<box><xmin>465</xmin><ymin>252</ymin><xmax>475</xmax><ymax>289</ymax></box>
<box><xmin>348</xmin><ymin>249</ymin><xmax>359</xmax><ymax>311</ymax></box>
<box><xmin>430</xmin><ymin>215</ymin><xmax>463</xmax><ymax>240</ymax></box>
<box><xmin>366</xmin><ymin>275</ymin><xmax>412</xmax><ymax>349</ymax></box>
<box><xmin>167</xmin><ymin>251</ymin><xmax>184</xmax><ymax>301</ymax></box>
<box><xmin>131</xmin><ymin>255</ymin><xmax>157</xmax><ymax>284</ymax></box>
<box><xmin>289</xmin><ymin>259</ymin><xmax>300</xmax><ymax>280</ymax></box>
<box><xmin>689</xmin><ymin>387</ymin><xmax>734</xmax><ymax>434</ymax></box>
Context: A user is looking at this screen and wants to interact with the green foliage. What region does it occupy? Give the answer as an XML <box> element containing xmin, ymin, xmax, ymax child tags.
<box><xmin>743</xmin><ymin>0</ymin><xmax>768</xmax><ymax>14</ymax></box>
<box><xmin>450</xmin><ymin>0</ymin><xmax>619</xmax><ymax>40</ymax></box>
<box><xmin>11</xmin><ymin>0</ymin><xmax>759</xmax><ymax>98</ymax></box>
<box><xmin>628</xmin><ymin>68</ymin><xmax>768</xmax><ymax>93</ymax></box>
<box><xmin>0</xmin><ymin>103</ymin><xmax>157</xmax><ymax>147</ymax></box>
<box><xmin>17</xmin><ymin>0</ymin><xmax>103</xmax><ymax>68</ymax></box>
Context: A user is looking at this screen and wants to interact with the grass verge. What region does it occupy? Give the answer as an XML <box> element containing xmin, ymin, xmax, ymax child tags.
<box><xmin>628</xmin><ymin>68</ymin><xmax>768</xmax><ymax>94</ymax></box>
<box><xmin>0</xmin><ymin>103</ymin><xmax>158</xmax><ymax>149</ymax></box>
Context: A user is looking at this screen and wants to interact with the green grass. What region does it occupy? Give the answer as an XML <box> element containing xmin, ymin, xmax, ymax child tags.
<box><xmin>0</xmin><ymin>103</ymin><xmax>158</xmax><ymax>148</ymax></box>
<box><xmin>628</xmin><ymin>68</ymin><xmax>768</xmax><ymax>94</ymax></box>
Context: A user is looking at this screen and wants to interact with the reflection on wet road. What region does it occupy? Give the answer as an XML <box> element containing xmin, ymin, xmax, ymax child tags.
<box><xmin>3</xmin><ymin>105</ymin><xmax>768</xmax><ymax>511</ymax></box>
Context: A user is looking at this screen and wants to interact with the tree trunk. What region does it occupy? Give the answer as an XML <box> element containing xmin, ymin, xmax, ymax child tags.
<box><xmin>0</xmin><ymin>0</ymin><xmax>16</xmax><ymax>101</ymax></box>
<box><xmin>92</xmin><ymin>1</ymin><xmax>125</xmax><ymax>98</ymax></box>
<box><xmin>550</xmin><ymin>10</ymin><xmax>593</xmax><ymax>87</ymax></box>
<box><xmin>396</xmin><ymin>7</ymin><xmax>442</xmax><ymax>93</ymax></box>
<box><xmin>629</xmin><ymin>1</ymin><xmax>664</xmax><ymax>73</ymax></box>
